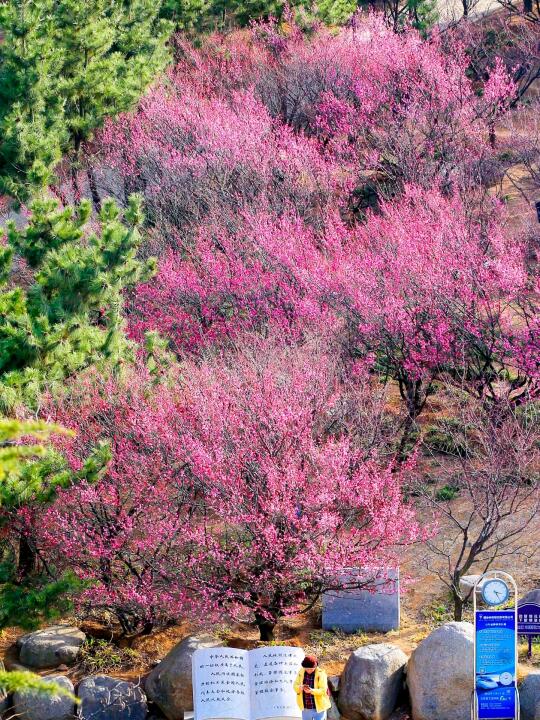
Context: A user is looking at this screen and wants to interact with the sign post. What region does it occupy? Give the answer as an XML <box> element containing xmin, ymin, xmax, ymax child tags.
<box><xmin>517</xmin><ymin>601</ymin><xmax>540</xmax><ymax>660</ymax></box>
<box><xmin>471</xmin><ymin>571</ymin><xmax>519</xmax><ymax>720</ymax></box>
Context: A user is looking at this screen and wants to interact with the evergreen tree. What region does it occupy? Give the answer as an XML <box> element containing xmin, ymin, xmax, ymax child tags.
<box><xmin>54</xmin><ymin>0</ymin><xmax>172</xmax><ymax>201</ymax></box>
<box><xmin>160</xmin><ymin>0</ymin><xmax>212</xmax><ymax>31</ymax></box>
<box><xmin>0</xmin><ymin>0</ymin><xmax>67</xmax><ymax>202</ymax></box>
<box><xmin>0</xmin><ymin>417</ymin><xmax>100</xmax><ymax>630</ymax></box>
<box><xmin>0</xmin><ymin>418</ymin><xmax>64</xmax><ymax>484</ymax></box>
<box><xmin>161</xmin><ymin>0</ymin><xmax>317</xmax><ymax>30</ymax></box>
<box><xmin>0</xmin><ymin>0</ymin><xmax>173</xmax><ymax>203</ymax></box>
<box><xmin>0</xmin><ymin>194</ymin><xmax>156</xmax><ymax>413</ymax></box>
<box><xmin>0</xmin><ymin>194</ymin><xmax>153</xmax><ymax>588</ymax></box>
<box><xmin>0</xmin><ymin>670</ymin><xmax>77</xmax><ymax>701</ymax></box>
<box><xmin>315</xmin><ymin>0</ymin><xmax>357</xmax><ymax>24</ymax></box>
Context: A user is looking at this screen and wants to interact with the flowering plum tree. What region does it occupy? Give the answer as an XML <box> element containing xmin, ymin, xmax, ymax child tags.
<box><xmin>171</xmin><ymin>340</ymin><xmax>421</xmax><ymax>640</ymax></box>
<box><xmin>417</xmin><ymin>389</ymin><xmax>540</xmax><ymax>620</ymax></box>
<box><xmin>252</xmin><ymin>14</ymin><xmax>514</xmax><ymax>200</ymax></box>
<box><xmin>128</xmin><ymin>210</ymin><xmax>343</xmax><ymax>354</ymax></box>
<box><xmin>38</xmin><ymin>370</ymin><xmax>197</xmax><ymax>637</ymax></box>
<box><xmin>39</xmin><ymin>341</ymin><xmax>421</xmax><ymax>639</ymax></box>
<box><xmin>332</xmin><ymin>186</ymin><xmax>536</xmax><ymax>452</ymax></box>
<box><xmin>88</xmin><ymin>15</ymin><xmax>522</xmax><ymax>367</ymax></box>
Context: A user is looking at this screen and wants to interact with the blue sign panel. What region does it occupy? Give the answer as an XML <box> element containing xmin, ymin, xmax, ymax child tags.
<box><xmin>517</xmin><ymin>603</ymin><xmax>540</xmax><ymax>636</ymax></box>
<box><xmin>475</xmin><ymin>611</ymin><xmax>516</xmax><ymax>719</ymax></box>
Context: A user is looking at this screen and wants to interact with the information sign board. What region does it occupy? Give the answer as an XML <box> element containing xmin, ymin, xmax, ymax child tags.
<box><xmin>475</xmin><ymin>610</ymin><xmax>517</xmax><ymax>719</ymax></box>
<box><xmin>517</xmin><ymin>603</ymin><xmax>540</xmax><ymax>636</ymax></box>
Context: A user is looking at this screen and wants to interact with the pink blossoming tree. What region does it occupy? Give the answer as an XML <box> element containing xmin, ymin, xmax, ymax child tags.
<box><xmin>40</xmin><ymin>341</ymin><xmax>421</xmax><ymax>639</ymax></box>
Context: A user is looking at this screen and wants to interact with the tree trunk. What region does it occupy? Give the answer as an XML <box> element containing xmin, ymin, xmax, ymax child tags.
<box><xmin>397</xmin><ymin>377</ymin><xmax>432</xmax><ymax>463</ymax></box>
<box><xmin>86</xmin><ymin>165</ymin><xmax>102</xmax><ymax>213</ymax></box>
<box><xmin>254</xmin><ymin>612</ymin><xmax>277</xmax><ymax>642</ymax></box>
<box><xmin>49</xmin><ymin>184</ymin><xmax>69</xmax><ymax>207</ymax></box>
<box><xmin>453</xmin><ymin>592</ymin><xmax>464</xmax><ymax>621</ymax></box>
<box><xmin>17</xmin><ymin>534</ymin><xmax>36</xmax><ymax>580</ymax></box>
<box><xmin>70</xmin><ymin>165</ymin><xmax>82</xmax><ymax>204</ymax></box>
<box><xmin>488</xmin><ymin>123</ymin><xmax>496</xmax><ymax>149</ymax></box>
<box><xmin>397</xmin><ymin>412</ymin><xmax>416</xmax><ymax>463</ymax></box>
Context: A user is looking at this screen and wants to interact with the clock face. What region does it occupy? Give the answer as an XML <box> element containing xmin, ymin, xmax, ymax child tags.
<box><xmin>481</xmin><ymin>578</ymin><xmax>510</xmax><ymax>606</ymax></box>
<box><xmin>499</xmin><ymin>672</ymin><xmax>513</xmax><ymax>686</ymax></box>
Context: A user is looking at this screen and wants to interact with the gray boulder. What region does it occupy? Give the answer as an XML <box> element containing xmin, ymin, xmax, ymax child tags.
<box><xmin>519</xmin><ymin>589</ymin><xmax>540</xmax><ymax>607</ymax></box>
<box><xmin>17</xmin><ymin>626</ymin><xmax>86</xmax><ymax>668</ymax></box>
<box><xmin>407</xmin><ymin>621</ymin><xmax>474</xmax><ymax>720</ymax></box>
<box><xmin>520</xmin><ymin>671</ymin><xmax>540</xmax><ymax>720</ymax></box>
<box><xmin>459</xmin><ymin>575</ymin><xmax>485</xmax><ymax>600</ymax></box>
<box><xmin>328</xmin><ymin>694</ymin><xmax>342</xmax><ymax>720</ymax></box>
<box><xmin>328</xmin><ymin>675</ymin><xmax>340</xmax><ymax>694</ymax></box>
<box><xmin>12</xmin><ymin>675</ymin><xmax>75</xmax><ymax>720</ymax></box>
<box><xmin>338</xmin><ymin>643</ymin><xmax>407</xmax><ymax>720</ymax></box>
<box><xmin>145</xmin><ymin>634</ymin><xmax>223</xmax><ymax>719</ymax></box>
<box><xmin>77</xmin><ymin>676</ymin><xmax>147</xmax><ymax>720</ymax></box>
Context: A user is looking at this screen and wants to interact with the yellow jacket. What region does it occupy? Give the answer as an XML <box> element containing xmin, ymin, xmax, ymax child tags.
<box><xmin>293</xmin><ymin>667</ymin><xmax>331</xmax><ymax>713</ymax></box>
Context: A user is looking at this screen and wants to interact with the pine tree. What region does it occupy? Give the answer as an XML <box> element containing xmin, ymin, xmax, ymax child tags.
<box><xmin>0</xmin><ymin>0</ymin><xmax>67</xmax><ymax>202</ymax></box>
<box><xmin>0</xmin><ymin>417</ymin><xmax>101</xmax><ymax>631</ymax></box>
<box><xmin>315</xmin><ymin>0</ymin><xmax>357</xmax><ymax>24</ymax></box>
<box><xmin>160</xmin><ymin>0</ymin><xmax>212</xmax><ymax>31</ymax></box>
<box><xmin>0</xmin><ymin>194</ymin><xmax>153</xmax><ymax>588</ymax></box>
<box><xmin>0</xmin><ymin>670</ymin><xmax>77</xmax><ymax>701</ymax></box>
<box><xmin>55</xmin><ymin>0</ymin><xmax>172</xmax><ymax>199</ymax></box>
<box><xmin>0</xmin><ymin>0</ymin><xmax>173</xmax><ymax>203</ymax></box>
<box><xmin>0</xmin><ymin>194</ymin><xmax>156</xmax><ymax>413</ymax></box>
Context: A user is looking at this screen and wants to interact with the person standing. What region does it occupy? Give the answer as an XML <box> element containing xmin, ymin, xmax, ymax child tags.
<box><xmin>293</xmin><ymin>654</ymin><xmax>331</xmax><ymax>720</ymax></box>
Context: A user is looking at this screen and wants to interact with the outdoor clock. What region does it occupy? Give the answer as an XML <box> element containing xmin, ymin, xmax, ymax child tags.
<box><xmin>481</xmin><ymin>578</ymin><xmax>510</xmax><ymax>606</ymax></box>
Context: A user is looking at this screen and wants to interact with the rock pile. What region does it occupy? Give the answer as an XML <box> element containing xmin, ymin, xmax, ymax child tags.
<box><xmin>1</xmin><ymin>623</ymin><xmax>539</xmax><ymax>720</ymax></box>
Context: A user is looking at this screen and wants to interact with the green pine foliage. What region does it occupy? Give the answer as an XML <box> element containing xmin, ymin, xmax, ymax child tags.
<box><xmin>54</xmin><ymin>0</ymin><xmax>172</xmax><ymax>153</ymax></box>
<box><xmin>0</xmin><ymin>670</ymin><xmax>78</xmax><ymax>700</ymax></box>
<box><xmin>0</xmin><ymin>421</ymin><xmax>80</xmax><ymax>696</ymax></box>
<box><xmin>0</xmin><ymin>419</ymin><xmax>85</xmax><ymax>631</ymax></box>
<box><xmin>0</xmin><ymin>0</ymin><xmax>67</xmax><ymax>200</ymax></box>
<box><xmin>406</xmin><ymin>0</ymin><xmax>439</xmax><ymax>33</ymax></box>
<box><xmin>0</xmin><ymin>418</ymin><xmax>59</xmax><ymax>482</ymax></box>
<box><xmin>160</xmin><ymin>0</ymin><xmax>212</xmax><ymax>31</ymax></box>
<box><xmin>0</xmin><ymin>194</ymin><xmax>156</xmax><ymax>413</ymax></box>
<box><xmin>0</xmin><ymin>0</ymin><xmax>173</xmax><ymax>202</ymax></box>
<box><xmin>161</xmin><ymin>0</ymin><xmax>319</xmax><ymax>31</ymax></box>
<box><xmin>0</xmin><ymin>436</ymin><xmax>110</xmax><ymax>513</ymax></box>
<box><xmin>0</xmin><ymin>565</ymin><xmax>85</xmax><ymax>631</ymax></box>
<box><xmin>315</xmin><ymin>0</ymin><xmax>357</xmax><ymax>24</ymax></box>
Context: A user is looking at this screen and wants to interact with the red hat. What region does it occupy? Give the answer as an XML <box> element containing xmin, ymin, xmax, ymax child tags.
<box><xmin>301</xmin><ymin>655</ymin><xmax>318</xmax><ymax>668</ymax></box>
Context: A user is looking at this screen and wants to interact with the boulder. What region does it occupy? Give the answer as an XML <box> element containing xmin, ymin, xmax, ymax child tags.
<box><xmin>520</xmin><ymin>671</ymin><xmax>540</xmax><ymax>720</ymax></box>
<box><xmin>17</xmin><ymin>626</ymin><xmax>86</xmax><ymax>668</ymax></box>
<box><xmin>145</xmin><ymin>634</ymin><xmax>223</xmax><ymax>719</ymax></box>
<box><xmin>328</xmin><ymin>694</ymin><xmax>342</xmax><ymax>720</ymax></box>
<box><xmin>459</xmin><ymin>575</ymin><xmax>484</xmax><ymax>599</ymax></box>
<box><xmin>519</xmin><ymin>589</ymin><xmax>540</xmax><ymax>607</ymax></box>
<box><xmin>12</xmin><ymin>675</ymin><xmax>75</xmax><ymax>720</ymax></box>
<box><xmin>407</xmin><ymin>621</ymin><xmax>474</xmax><ymax>720</ymax></box>
<box><xmin>328</xmin><ymin>675</ymin><xmax>340</xmax><ymax>694</ymax></box>
<box><xmin>338</xmin><ymin>643</ymin><xmax>407</xmax><ymax>720</ymax></box>
<box><xmin>77</xmin><ymin>676</ymin><xmax>147</xmax><ymax>720</ymax></box>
